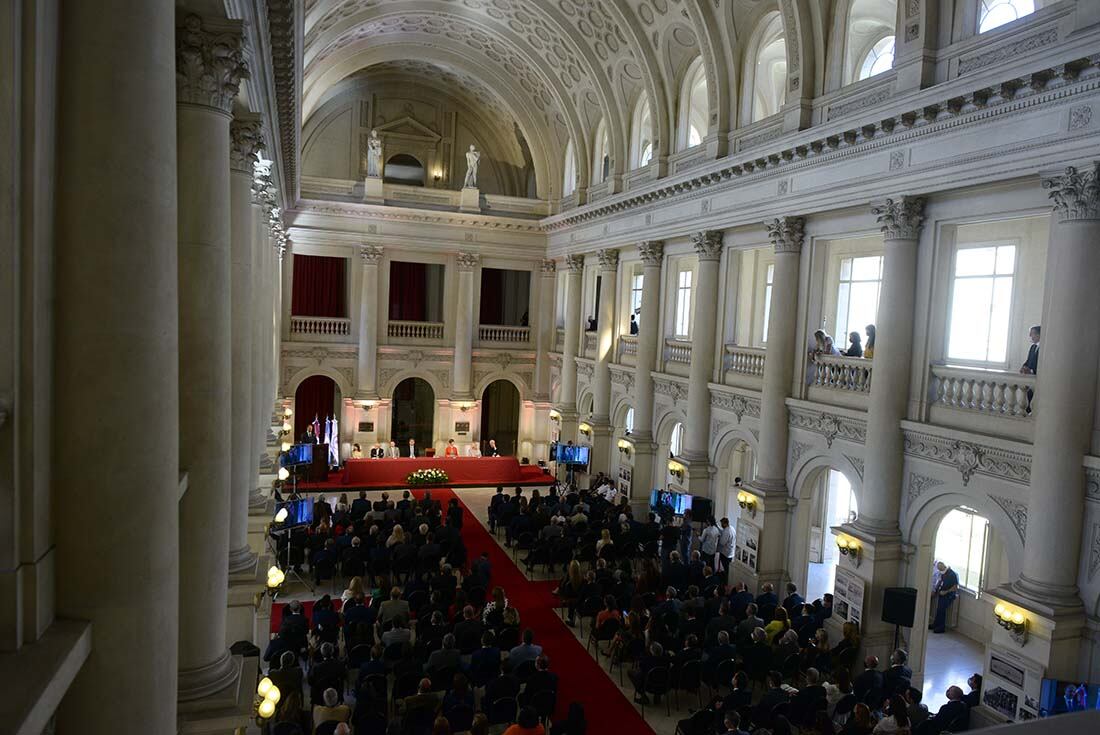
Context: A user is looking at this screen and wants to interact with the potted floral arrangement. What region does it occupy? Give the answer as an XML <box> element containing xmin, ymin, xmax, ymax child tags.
<box><xmin>407</xmin><ymin>468</ymin><xmax>449</xmax><ymax>486</ymax></box>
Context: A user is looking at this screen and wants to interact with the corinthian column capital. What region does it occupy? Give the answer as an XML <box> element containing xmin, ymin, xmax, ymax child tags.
<box><xmin>872</xmin><ymin>195</ymin><xmax>926</xmax><ymax>240</ymax></box>
<box><xmin>230</xmin><ymin>113</ymin><xmax>264</xmax><ymax>172</ymax></box>
<box><xmin>565</xmin><ymin>254</ymin><xmax>585</xmax><ymax>272</ymax></box>
<box><xmin>691</xmin><ymin>230</ymin><xmax>723</xmax><ymax>261</ymax></box>
<box><xmin>597</xmin><ymin>248</ymin><xmax>619</xmax><ymax>271</ymax></box>
<box><xmin>457</xmin><ymin>251</ymin><xmax>480</xmax><ymax>271</ymax></box>
<box><xmin>638</xmin><ymin>240</ymin><xmax>664</xmax><ymax>266</ymax></box>
<box><xmin>1043</xmin><ymin>163</ymin><xmax>1100</xmax><ymax>222</ymax></box>
<box><xmin>765</xmin><ymin>217</ymin><xmax>804</xmax><ymax>254</ymax></box>
<box><xmin>360</xmin><ymin>243</ymin><xmax>384</xmax><ymax>265</ymax></box>
<box><xmin>176</xmin><ymin>14</ymin><xmax>248</xmax><ymax>113</ymax></box>
<box><xmin>539</xmin><ymin>258</ymin><xmax>557</xmax><ymax>275</ymax></box>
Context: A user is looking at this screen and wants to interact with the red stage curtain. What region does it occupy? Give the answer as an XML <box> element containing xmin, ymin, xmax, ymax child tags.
<box><xmin>295</xmin><ymin>375</ymin><xmax>335</xmax><ymax>442</ymax></box>
<box><xmin>389</xmin><ymin>261</ymin><xmax>427</xmax><ymax>321</ymax></box>
<box><xmin>292</xmin><ymin>255</ymin><xmax>347</xmax><ymax>317</ymax></box>
<box><xmin>479</xmin><ymin>268</ymin><xmax>505</xmax><ymax>324</ymax></box>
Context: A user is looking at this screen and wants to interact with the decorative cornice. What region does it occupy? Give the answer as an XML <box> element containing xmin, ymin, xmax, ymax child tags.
<box><xmin>267</xmin><ymin>0</ymin><xmax>297</xmax><ymax>199</ymax></box>
<box><xmin>597</xmin><ymin>248</ymin><xmax>619</xmax><ymax>271</ymax></box>
<box><xmin>765</xmin><ymin>217</ymin><xmax>805</xmax><ymax>254</ymax></box>
<box><xmin>360</xmin><ymin>243</ymin><xmax>384</xmax><ymax>264</ymax></box>
<box><xmin>230</xmin><ymin>113</ymin><xmax>264</xmax><ymax>173</ymax></box>
<box><xmin>609</xmin><ymin>366</ymin><xmax>635</xmax><ymax>392</ymax></box>
<box><xmin>253</xmin><ymin>159</ymin><xmax>287</xmax><ymax>254</ymax></box>
<box><xmin>295</xmin><ymin>201</ymin><xmax>542</xmax><ymax>232</ymax></box>
<box><xmin>710</xmin><ymin>391</ymin><xmax>761</xmax><ymax>422</ymax></box>
<box><xmin>638</xmin><ymin>240</ymin><xmax>665</xmax><ymax>266</ymax></box>
<box><xmin>902</xmin><ymin>429</ymin><xmax>1031</xmax><ymax>485</ymax></box>
<box><xmin>691</xmin><ymin>230</ymin><xmax>724</xmax><ymax>261</ymax></box>
<box><xmin>175</xmin><ymin>15</ymin><xmax>248</xmax><ymax>113</ymax></box>
<box><xmin>539</xmin><ymin>258</ymin><xmax>557</xmax><ymax>274</ymax></box>
<box><xmin>565</xmin><ymin>254</ymin><xmax>585</xmax><ymax>272</ymax></box>
<box><xmin>1043</xmin><ymin>163</ymin><xmax>1100</xmax><ymax>221</ymax></box>
<box><xmin>654</xmin><ymin>376</ymin><xmax>689</xmax><ymax>401</ymax></box>
<box><xmin>872</xmin><ymin>195</ymin><xmax>926</xmax><ymax>240</ymax></box>
<box><xmin>456</xmin><ymin>251</ymin><xmax>480</xmax><ymax>270</ymax></box>
<box><xmin>788</xmin><ymin>407</ymin><xmax>867</xmax><ymax>447</ymax></box>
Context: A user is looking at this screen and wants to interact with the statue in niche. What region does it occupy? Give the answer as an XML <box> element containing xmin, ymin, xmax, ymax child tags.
<box><xmin>366</xmin><ymin>129</ymin><xmax>383</xmax><ymax>178</ymax></box>
<box><xmin>463</xmin><ymin>144</ymin><xmax>480</xmax><ymax>188</ymax></box>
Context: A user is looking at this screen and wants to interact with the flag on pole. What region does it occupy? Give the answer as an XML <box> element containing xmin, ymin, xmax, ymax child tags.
<box><xmin>329</xmin><ymin>417</ymin><xmax>340</xmax><ymax>465</ymax></box>
<box><xmin>323</xmin><ymin>416</ymin><xmax>332</xmax><ymax>448</ymax></box>
<box><xmin>312</xmin><ymin>415</ymin><xmax>321</xmax><ymax>441</ymax></box>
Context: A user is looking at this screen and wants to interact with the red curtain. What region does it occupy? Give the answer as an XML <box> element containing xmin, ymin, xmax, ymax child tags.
<box><xmin>389</xmin><ymin>261</ymin><xmax>427</xmax><ymax>321</ymax></box>
<box><xmin>292</xmin><ymin>255</ymin><xmax>347</xmax><ymax>317</ymax></box>
<box><xmin>294</xmin><ymin>375</ymin><xmax>335</xmax><ymax>442</ymax></box>
<box><xmin>479</xmin><ymin>268</ymin><xmax>505</xmax><ymax>324</ymax></box>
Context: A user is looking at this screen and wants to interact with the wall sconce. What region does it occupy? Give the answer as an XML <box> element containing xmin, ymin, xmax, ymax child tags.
<box><xmin>617</xmin><ymin>438</ymin><xmax>633</xmax><ymax>457</ymax></box>
<box><xmin>265</xmin><ymin>564</ymin><xmax>286</xmax><ymax>591</ymax></box>
<box><xmin>455</xmin><ymin>400</ymin><xmax>476</xmax><ymax>413</ymax></box>
<box><xmin>736</xmin><ymin>490</ymin><xmax>757</xmax><ymax>519</ymax></box>
<box><xmin>836</xmin><ymin>534</ymin><xmax>862</xmax><ymax>567</ymax></box>
<box><xmin>280</xmin><ymin>441</ymin><xmax>292</xmax><ymax>452</ymax></box>
<box><xmin>360</xmin><ymin>399</ymin><xmax>376</xmax><ymax>409</ymax></box>
<box><xmin>549</xmin><ymin>409</ymin><xmax>562</xmax><ymax>421</ymax></box>
<box><xmin>254</xmin><ymin>675</ymin><xmax>282</xmax><ymax>723</ymax></box>
<box><xmin>579</xmin><ymin>421</ymin><xmax>592</xmax><ymax>437</ymax></box>
<box><xmin>993</xmin><ymin>603</ymin><xmax>1029</xmax><ymax>645</ymax></box>
<box><xmin>283</xmin><ymin>406</ymin><xmax>292</xmax><ymax>418</ymax></box>
<box><xmin>277</xmin><ymin>466</ymin><xmax>290</xmax><ymax>481</ymax></box>
<box><xmin>668</xmin><ymin>459</ymin><xmax>685</xmax><ymax>482</ymax></box>
<box><xmin>432</xmin><ymin>169</ymin><xmax>443</xmax><ymax>184</ymax></box>
<box><xmin>281</xmin><ymin>420</ymin><xmax>292</xmax><ymax>433</ymax></box>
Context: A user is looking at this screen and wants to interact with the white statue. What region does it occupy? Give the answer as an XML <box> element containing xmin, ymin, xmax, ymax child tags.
<box><xmin>463</xmin><ymin>144</ymin><xmax>480</xmax><ymax>188</ymax></box>
<box><xmin>366</xmin><ymin>129</ymin><xmax>383</xmax><ymax>178</ymax></box>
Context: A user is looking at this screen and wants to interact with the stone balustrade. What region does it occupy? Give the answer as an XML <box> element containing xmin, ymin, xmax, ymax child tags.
<box><xmin>619</xmin><ymin>335</ymin><xmax>638</xmax><ymax>357</ymax></box>
<box><xmin>387</xmin><ymin>320</ymin><xmax>444</xmax><ymax>341</ymax></box>
<box><xmin>555</xmin><ymin>327</ymin><xmax>565</xmax><ymax>351</ymax></box>
<box><xmin>812</xmin><ymin>354</ymin><xmax>873</xmax><ymax>393</ymax></box>
<box><xmin>584</xmin><ymin>332</ymin><xmax>596</xmax><ymax>355</ymax></box>
<box><xmin>931</xmin><ymin>364</ymin><xmax>1035</xmax><ymax>419</ymax></box>
<box><xmin>288</xmin><ymin>315</ymin><xmax>351</xmax><ymax>341</ymax></box>
<box><xmin>665</xmin><ymin>339</ymin><xmax>692</xmax><ymax>364</ymax></box>
<box><xmin>724</xmin><ymin>345</ymin><xmax>766</xmax><ymax>377</ymax></box>
<box><xmin>478</xmin><ymin>324</ymin><xmax>530</xmax><ymax>343</ymax></box>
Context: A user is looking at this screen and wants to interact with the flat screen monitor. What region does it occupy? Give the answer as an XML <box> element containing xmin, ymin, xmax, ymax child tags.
<box><xmin>650</xmin><ymin>489</ymin><xmax>693</xmax><ymax>515</ymax></box>
<box><xmin>275</xmin><ymin>498</ymin><xmax>314</xmax><ymax>526</ymax></box>
<box><xmin>552</xmin><ymin>443</ymin><xmax>590</xmax><ymax>466</ymax></box>
<box><xmin>280</xmin><ymin>443</ymin><xmax>313</xmax><ymax>467</ymax></box>
<box><xmin>1038</xmin><ymin>679</ymin><xmax>1100</xmax><ymax>716</ymax></box>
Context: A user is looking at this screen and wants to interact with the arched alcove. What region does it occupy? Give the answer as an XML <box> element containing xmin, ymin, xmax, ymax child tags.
<box><xmin>788</xmin><ymin>459</ymin><xmax>863</xmax><ymax>602</ymax></box>
<box><xmin>480</xmin><ymin>379</ymin><xmax>520</xmax><ymax>456</ymax></box>
<box><xmin>294</xmin><ymin>374</ymin><xmax>341</xmax><ymax>446</ymax></box>
<box><xmin>384</xmin><ymin>153</ymin><xmax>425</xmax><ymax>186</ymax></box>
<box><xmin>391</xmin><ymin>377</ymin><xmax>435</xmax><ymax>452</ymax></box>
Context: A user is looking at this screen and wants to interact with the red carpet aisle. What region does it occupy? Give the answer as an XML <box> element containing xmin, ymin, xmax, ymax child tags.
<box><xmin>436</xmin><ymin>488</ymin><xmax>657</xmax><ymax>735</ymax></box>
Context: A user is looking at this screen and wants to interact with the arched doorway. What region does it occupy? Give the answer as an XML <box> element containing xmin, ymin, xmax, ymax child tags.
<box><xmin>804</xmin><ymin>468</ymin><xmax>859</xmax><ymax>603</ymax></box>
<box><xmin>480</xmin><ymin>379</ymin><xmax>520</xmax><ymax>456</ymax></box>
<box><xmin>294</xmin><ymin>374</ymin><xmax>341</xmax><ymax>448</ymax></box>
<box><xmin>391</xmin><ymin>377</ymin><xmax>434</xmax><ymax>453</ymax></box>
<box><xmin>384</xmin><ymin>153</ymin><xmax>425</xmax><ymax>186</ymax></box>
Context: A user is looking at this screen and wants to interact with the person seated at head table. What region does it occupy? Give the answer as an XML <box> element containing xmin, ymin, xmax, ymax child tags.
<box><xmin>369</xmin><ymin>443</ymin><xmax>384</xmax><ymax>458</ymax></box>
<box><xmin>445</xmin><ymin>439</ymin><xmax>460</xmax><ymax>457</ymax></box>
<box><xmin>466</xmin><ymin>443</ymin><xmax>482</xmax><ymax>457</ymax></box>
<box><xmin>350</xmin><ymin>443</ymin><xmax>363</xmax><ymax>459</ymax></box>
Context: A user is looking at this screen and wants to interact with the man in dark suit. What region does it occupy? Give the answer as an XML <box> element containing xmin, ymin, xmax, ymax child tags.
<box><xmin>790</xmin><ymin>667</ymin><xmax>827</xmax><ymax>722</ymax></box>
<box><xmin>629</xmin><ymin>641</ymin><xmax>669</xmax><ymax>704</ymax></box>
<box><xmin>754</xmin><ymin>670</ymin><xmax>789</xmax><ymax>722</ymax></box>
<box><xmin>781</xmin><ymin>583</ymin><xmax>804</xmax><ymax>615</ymax></box>
<box><xmin>885</xmin><ymin>649</ymin><xmax>913</xmax><ymax>695</ymax></box>
<box><xmin>924</xmin><ymin>686</ymin><xmax>968</xmax><ymax>734</ymax></box>
<box><xmin>269</xmin><ymin>650</ymin><xmax>303</xmax><ymax>699</ymax></box>
<box><xmin>485</xmin><ymin>439</ymin><xmax>500</xmax><ymax>456</ymax></box>
<box><xmin>854</xmin><ymin>655</ymin><xmax>885</xmax><ymax>706</ymax></box>
<box><xmin>350</xmin><ymin>490</ymin><xmax>371</xmax><ymax>520</ymax></box>
<box><xmin>1020</xmin><ymin>325</ymin><xmax>1040</xmax><ymax>374</ymax></box>
<box><xmin>309</xmin><ymin>642</ymin><xmax>347</xmax><ymax>705</ymax></box>
<box><xmin>704</xmin><ymin>602</ymin><xmax>737</xmax><ymax>647</ymax></box>
<box><xmin>300</xmin><ymin>424</ymin><xmax>319</xmax><ymax>444</ymax></box>
<box><xmin>425</xmin><ymin>633</ymin><xmax>462</xmax><ymax>675</ymax></box>
<box><xmin>728</xmin><ymin>582</ymin><xmax>754</xmax><ymax>620</ymax></box>
<box><xmin>407</xmin><ymin>438</ymin><xmax>418</xmax><ymax>457</ymax></box>
<box><xmin>520</xmin><ymin>655</ymin><xmax>559</xmax><ymax>706</ymax></box>
<box><xmin>369</xmin><ymin>443</ymin><xmax>384</xmax><ymax>458</ymax></box>
<box><xmin>931</xmin><ymin>562</ymin><xmax>959</xmax><ymax>633</ymax></box>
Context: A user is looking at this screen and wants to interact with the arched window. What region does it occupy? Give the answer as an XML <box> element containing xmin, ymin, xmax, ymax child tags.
<box><xmin>845</xmin><ymin>1</ymin><xmax>897</xmax><ymax>84</ymax></box>
<box><xmin>670</xmin><ymin>422</ymin><xmax>684</xmax><ymax>457</ymax></box>
<box><xmin>629</xmin><ymin>96</ymin><xmax>654</xmax><ymax>169</ymax></box>
<box><xmin>858</xmin><ymin>35</ymin><xmax>895</xmax><ymax>80</ymax></box>
<box><xmin>676</xmin><ymin>57</ymin><xmax>708</xmax><ymax>151</ymax></box>
<box><xmin>562</xmin><ymin>139</ymin><xmax>576</xmax><ymax>197</ymax></box>
<box><xmin>750</xmin><ymin>14</ymin><xmax>788</xmax><ymax>122</ymax></box>
<box><xmin>592</xmin><ymin>119</ymin><xmax>610</xmax><ymax>184</ymax></box>
<box><xmin>624</xmin><ymin>407</ymin><xmax>635</xmax><ymax>435</ymax></box>
<box><xmin>979</xmin><ymin>0</ymin><xmax>1037</xmax><ymax>34</ymax></box>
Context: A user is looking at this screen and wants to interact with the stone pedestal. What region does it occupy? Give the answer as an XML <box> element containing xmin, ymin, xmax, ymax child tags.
<box><xmin>364</xmin><ymin>175</ymin><xmax>384</xmax><ymax>203</ymax></box>
<box><xmin>460</xmin><ymin>186</ymin><xmax>481</xmax><ymax>213</ymax></box>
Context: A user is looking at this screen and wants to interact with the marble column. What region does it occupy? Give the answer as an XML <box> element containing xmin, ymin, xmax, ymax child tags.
<box><xmin>1013</xmin><ymin>164</ymin><xmax>1100</xmax><ymax>608</ymax></box>
<box><xmin>249</xmin><ymin>166</ymin><xmax>272</xmax><ymax>508</ymax></box>
<box><xmin>533</xmin><ymin>260</ymin><xmax>558</xmax><ymax>457</ymax></box>
<box><xmin>175</xmin><ymin>13</ymin><xmax>246</xmax><ymax>700</ymax></box>
<box><xmin>228</xmin><ymin>114</ymin><xmax>262</xmax><ymax>574</ymax></box>
<box><xmin>358</xmin><ymin>244</ymin><xmax>383</xmax><ymax>398</ymax></box>
<box><xmin>749</xmin><ymin>217</ymin><xmax>804</xmax><ymax>585</ymax></box>
<box><xmin>558</xmin><ymin>254</ymin><xmax>585</xmax><ymax>439</ymax></box>
<box><xmin>631</xmin><ymin>242</ymin><xmax>665</xmax><ymax>501</ymax></box>
<box><xmin>453</xmin><ymin>251</ymin><xmax>480</xmax><ymax>399</ymax></box>
<box><xmin>681</xmin><ymin>231</ymin><xmax>724</xmax><ymax>493</ymax></box>
<box><xmin>854</xmin><ymin>197</ymin><xmax>926</xmax><ymax>535</ymax></box>
<box><xmin>54</xmin><ymin>1</ymin><xmax>180</xmax><ymax>731</ymax></box>
<box><xmin>590</xmin><ymin>249</ymin><xmax>619</xmax><ymax>471</ymax></box>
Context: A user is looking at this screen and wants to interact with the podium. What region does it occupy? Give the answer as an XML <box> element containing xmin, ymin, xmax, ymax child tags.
<box><xmin>306</xmin><ymin>443</ymin><xmax>329</xmax><ymax>482</ymax></box>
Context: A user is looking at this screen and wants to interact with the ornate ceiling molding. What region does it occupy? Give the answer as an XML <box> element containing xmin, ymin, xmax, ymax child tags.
<box><xmin>267</xmin><ymin>0</ymin><xmax>298</xmax><ymax>199</ymax></box>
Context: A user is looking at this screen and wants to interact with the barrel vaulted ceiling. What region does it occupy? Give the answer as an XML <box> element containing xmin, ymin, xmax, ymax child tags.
<box><xmin>302</xmin><ymin>0</ymin><xmax>829</xmax><ymax>199</ymax></box>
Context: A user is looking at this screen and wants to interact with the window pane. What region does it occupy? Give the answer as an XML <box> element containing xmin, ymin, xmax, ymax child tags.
<box><xmin>948</xmin><ymin>277</ymin><xmax>994</xmax><ymax>360</ymax></box>
<box><xmin>835</xmin><ymin>282</ymin><xmax>851</xmax><ymax>341</ymax></box>
<box><xmin>625</xmin><ymin>408</ymin><xmax>634</xmax><ymax>433</ymax></box>
<box><xmin>763</xmin><ymin>284</ymin><xmax>773</xmax><ymax>342</ymax></box>
<box><xmin>839</xmin><ymin>257</ymin><xmax>852</xmax><ymax>281</ymax></box>
<box><xmin>956</xmin><ymin>247</ymin><xmax>997</xmax><ymax>276</ymax></box>
<box><xmin>851</xmin><ymin>256</ymin><xmax>882</xmax><ymax>281</ymax></box>
<box><xmin>766</xmin><ymin>263</ymin><xmax>774</xmax><ymax>285</ymax></box>
<box><xmin>847</xmin><ymin>282</ymin><xmax>880</xmax><ymax>339</ymax></box>
<box><xmin>934</xmin><ymin>509</ymin><xmax>990</xmax><ymax>593</ymax></box>
<box><xmin>987</xmin><ymin>277</ymin><xmax>1013</xmax><ymax>362</ymax></box>
<box><xmin>995</xmin><ymin>245</ymin><xmax>1016</xmax><ymax>275</ymax></box>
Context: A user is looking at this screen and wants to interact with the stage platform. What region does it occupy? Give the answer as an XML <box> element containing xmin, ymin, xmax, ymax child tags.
<box><xmin>295</xmin><ymin>456</ymin><xmax>554</xmax><ymax>492</ymax></box>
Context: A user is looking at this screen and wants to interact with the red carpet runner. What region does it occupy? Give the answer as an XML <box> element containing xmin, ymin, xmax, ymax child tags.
<box><xmin>436</xmin><ymin>488</ymin><xmax>657</xmax><ymax>734</ymax></box>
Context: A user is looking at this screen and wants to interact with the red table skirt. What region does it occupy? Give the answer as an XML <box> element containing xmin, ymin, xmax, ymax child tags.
<box><xmin>340</xmin><ymin>456</ymin><xmax>548</xmax><ymax>488</ymax></box>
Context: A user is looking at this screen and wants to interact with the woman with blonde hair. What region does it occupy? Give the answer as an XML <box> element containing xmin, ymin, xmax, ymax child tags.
<box><xmin>385</xmin><ymin>523</ymin><xmax>405</xmax><ymax>548</ymax></box>
<box><xmin>341</xmin><ymin>575</ymin><xmax>365</xmax><ymax>603</ymax></box>
<box><xmin>596</xmin><ymin>528</ymin><xmax>614</xmax><ymax>555</ymax></box>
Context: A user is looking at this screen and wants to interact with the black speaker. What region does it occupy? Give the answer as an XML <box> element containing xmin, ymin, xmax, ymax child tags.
<box><xmin>690</xmin><ymin>497</ymin><xmax>713</xmax><ymax>523</ymax></box>
<box><xmin>882</xmin><ymin>587</ymin><xmax>918</xmax><ymax>627</ymax></box>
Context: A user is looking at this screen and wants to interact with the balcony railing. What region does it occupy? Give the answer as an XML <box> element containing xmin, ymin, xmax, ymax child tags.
<box><xmin>811</xmin><ymin>355</ymin><xmax>873</xmax><ymax>393</ymax></box>
<box><xmin>931</xmin><ymin>365</ymin><xmax>1035</xmax><ymax>419</ymax></box>
<box><xmin>665</xmin><ymin>339</ymin><xmax>692</xmax><ymax>365</ymax></box>
<box><xmin>289</xmin><ymin>316</ymin><xmax>352</xmax><ymax>341</ymax></box>
<box><xmin>724</xmin><ymin>345</ymin><xmax>766</xmax><ymax>378</ymax></box>
<box><xmin>584</xmin><ymin>332</ymin><xmax>597</xmax><ymax>356</ymax></box>
<box><xmin>555</xmin><ymin>327</ymin><xmax>565</xmax><ymax>352</ymax></box>
<box><xmin>479</xmin><ymin>325</ymin><xmax>530</xmax><ymax>343</ymax></box>
<box><xmin>619</xmin><ymin>335</ymin><xmax>638</xmax><ymax>357</ymax></box>
<box><xmin>388</xmin><ymin>320</ymin><xmax>444</xmax><ymax>341</ymax></box>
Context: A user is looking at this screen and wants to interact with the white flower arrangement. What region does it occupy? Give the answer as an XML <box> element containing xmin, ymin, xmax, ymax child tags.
<box><xmin>407</xmin><ymin>468</ymin><xmax>449</xmax><ymax>486</ymax></box>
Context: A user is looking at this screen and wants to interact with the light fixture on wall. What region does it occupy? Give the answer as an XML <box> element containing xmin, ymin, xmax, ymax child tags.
<box><xmin>579</xmin><ymin>421</ymin><xmax>592</xmax><ymax>437</ymax></box>
<box><xmin>455</xmin><ymin>400</ymin><xmax>476</xmax><ymax>413</ymax></box>
<box><xmin>736</xmin><ymin>490</ymin><xmax>757</xmax><ymax>519</ymax></box>
<box><xmin>283</xmin><ymin>406</ymin><xmax>292</xmax><ymax>418</ymax></box>
<box><xmin>993</xmin><ymin>602</ymin><xmax>1029</xmax><ymax>646</ymax></box>
<box><xmin>254</xmin><ymin>675</ymin><xmax>282</xmax><ymax>723</ymax></box>
<box><xmin>836</xmin><ymin>533</ymin><xmax>862</xmax><ymax>567</ymax></box>
<box><xmin>277</xmin><ymin>466</ymin><xmax>290</xmax><ymax>481</ymax></box>
<box><xmin>549</xmin><ymin>409</ymin><xmax>562</xmax><ymax>422</ymax></box>
<box><xmin>432</xmin><ymin>168</ymin><xmax>442</xmax><ymax>184</ymax></box>
<box><xmin>360</xmin><ymin>399</ymin><xmax>377</xmax><ymax>409</ymax></box>
<box><xmin>617</xmin><ymin>438</ymin><xmax>633</xmax><ymax>457</ymax></box>
<box><xmin>668</xmin><ymin>459</ymin><xmax>685</xmax><ymax>483</ymax></box>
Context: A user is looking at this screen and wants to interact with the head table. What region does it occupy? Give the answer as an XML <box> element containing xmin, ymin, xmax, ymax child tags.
<box><xmin>340</xmin><ymin>456</ymin><xmax>551</xmax><ymax>489</ymax></box>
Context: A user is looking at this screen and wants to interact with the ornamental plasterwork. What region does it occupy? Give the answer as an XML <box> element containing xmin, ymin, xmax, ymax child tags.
<box><xmin>957</xmin><ymin>27</ymin><xmax>1058</xmax><ymax>76</ymax></box>
<box><xmin>1086</xmin><ymin>467</ymin><xmax>1100</xmax><ymax>501</ymax></box>
<box><xmin>710</xmin><ymin>391</ymin><xmax>761</xmax><ymax>423</ymax></box>
<box><xmin>1089</xmin><ymin>524</ymin><xmax>1100</xmax><ymax>580</ymax></box>
<box><xmin>456</xmin><ymin>251</ymin><xmax>481</xmax><ymax>270</ymax></box>
<box><xmin>902</xmin><ymin>429</ymin><xmax>1031</xmax><ymax>486</ymax></box>
<box><xmin>845</xmin><ymin>454</ymin><xmax>865</xmax><ymax>480</ymax></box>
<box><xmin>548</xmin><ymin>353</ymin><xmax>563</xmax><ymax>368</ymax></box>
<box><xmin>282</xmin><ymin>345</ymin><xmax>357</xmax><ymax>364</ymax></box>
<box><xmin>539</xmin><ymin>259</ymin><xmax>557</xmax><ymax>274</ymax></box>
<box><xmin>653</xmin><ymin>377</ymin><xmax>688</xmax><ymax>402</ymax></box>
<box><xmin>1043</xmin><ymin>163</ymin><xmax>1100</xmax><ymax>221</ymax></box>
<box><xmin>229</xmin><ymin>114</ymin><xmax>264</xmax><ymax>172</ymax></box>
<box><xmin>788</xmin><ymin>407</ymin><xmax>866</xmax><ymax>447</ymax></box>
<box><xmin>904</xmin><ymin>472</ymin><xmax>944</xmax><ymax>509</ymax></box>
<box><xmin>638</xmin><ymin>240</ymin><xmax>664</xmax><ymax>266</ymax></box>
<box><xmin>297</xmin><ymin>202</ymin><xmax>542</xmax><ymax>232</ymax></box>
<box><xmin>827</xmin><ymin>87</ymin><xmax>893</xmax><ymax>121</ymax></box>
<box><xmin>597</xmin><ymin>248</ymin><xmax>620</xmax><ymax>270</ymax></box>
<box><xmin>565</xmin><ymin>254</ymin><xmax>585</xmax><ymax>272</ymax></box>
<box><xmin>790</xmin><ymin>441</ymin><xmax>812</xmax><ymax>466</ymax></box>
<box><xmin>766</xmin><ymin>217</ymin><xmax>804</xmax><ymax>254</ymax></box>
<box><xmin>691</xmin><ymin>230</ymin><xmax>724</xmax><ymax>261</ymax></box>
<box><xmin>988</xmin><ymin>494</ymin><xmax>1028</xmax><ymax>543</ymax></box>
<box><xmin>176</xmin><ymin>14</ymin><xmax>248</xmax><ymax>113</ymax></box>
<box><xmin>609</xmin><ymin>367</ymin><xmax>635</xmax><ymax>392</ymax></box>
<box><xmin>711</xmin><ymin>417</ymin><xmax>731</xmax><ymax>439</ymax></box>
<box><xmin>872</xmin><ymin>195</ymin><xmax>926</xmax><ymax>239</ymax></box>
<box><xmin>360</xmin><ymin>243</ymin><xmax>384</xmax><ymax>263</ymax></box>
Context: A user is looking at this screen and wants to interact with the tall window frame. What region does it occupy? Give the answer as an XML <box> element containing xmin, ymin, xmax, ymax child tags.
<box><xmin>934</xmin><ymin>507</ymin><xmax>990</xmax><ymax>594</ymax></box>
<box><xmin>630</xmin><ymin>271</ymin><xmax>644</xmax><ymax>321</ymax></box>
<box><xmin>749</xmin><ymin>12</ymin><xmax>788</xmax><ymax>123</ymax></box>
<box><xmin>945</xmin><ymin>242</ymin><xmax>1017</xmax><ymax>367</ymax></box>
<box><xmin>562</xmin><ymin>139</ymin><xmax>576</xmax><ymax>197</ymax></box>
<box><xmin>834</xmin><ymin>255</ymin><xmax>883</xmax><ymax>346</ymax></box>
<box><xmin>676</xmin><ymin>57</ymin><xmax>708</xmax><ymax>151</ymax></box>
<box><xmin>670</xmin><ymin>422</ymin><xmax>685</xmax><ymax>457</ymax></box>
<box><xmin>979</xmin><ymin>0</ymin><xmax>1039</xmax><ymax>34</ymax></box>
<box><xmin>629</xmin><ymin>95</ymin><xmax>654</xmax><ymax>169</ymax></box>
<box><xmin>674</xmin><ymin>269</ymin><xmax>693</xmax><ymax>339</ymax></box>
<box><xmin>858</xmin><ymin>35</ymin><xmax>895</xmax><ymax>80</ymax></box>
<box><xmin>761</xmin><ymin>263</ymin><xmax>775</xmax><ymax>344</ymax></box>
<box><xmin>624</xmin><ymin>407</ymin><xmax>635</xmax><ymax>435</ymax></box>
<box><xmin>592</xmin><ymin>119</ymin><xmax>610</xmax><ymax>184</ymax></box>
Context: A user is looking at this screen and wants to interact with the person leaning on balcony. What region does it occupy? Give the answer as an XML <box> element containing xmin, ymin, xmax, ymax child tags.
<box><xmin>823</xmin><ymin>334</ymin><xmax>841</xmax><ymax>356</ymax></box>
<box><xmin>1019</xmin><ymin>325</ymin><xmax>1040</xmax><ymax>375</ymax></box>
<box><xmin>864</xmin><ymin>324</ymin><xmax>876</xmax><ymax>359</ymax></box>
<box><xmin>843</xmin><ymin>331</ymin><xmax>863</xmax><ymax>358</ymax></box>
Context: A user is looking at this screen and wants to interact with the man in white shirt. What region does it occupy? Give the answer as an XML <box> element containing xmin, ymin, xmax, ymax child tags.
<box><xmin>387</xmin><ymin>441</ymin><xmax>400</xmax><ymax>458</ymax></box>
<box><xmin>717</xmin><ymin>517</ymin><xmax>735</xmax><ymax>576</ymax></box>
<box><xmin>596</xmin><ymin>480</ymin><xmax>617</xmax><ymax>502</ymax></box>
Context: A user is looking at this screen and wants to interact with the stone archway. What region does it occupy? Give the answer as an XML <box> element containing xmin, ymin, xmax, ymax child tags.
<box><xmin>293</xmin><ymin>374</ymin><xmax>341</xmax><ymax>446</ymax></box>
<box><xmin>391</xmin><ymin>377</ymin><xmax>435</xmax><ymax>453</ymax></box>
<box><xmin>480</xmin><ymin>379</ymin><xmax>520</xmax><ymax>456</ymax></box>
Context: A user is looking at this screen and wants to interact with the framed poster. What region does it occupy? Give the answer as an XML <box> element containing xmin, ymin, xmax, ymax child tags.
<box><xmin>833</xmin><ymin>567</ymin><xmax>865</xmax><ymax>626</ymax></box>
<box><xmin>454</xmin><ymin>421</ymin><xmax>470</xmax><ymax>435</ymax></box>
<box><xmin>735</xmin><ymin>518</ymin><xmax>760</xmax><ymax>573</ymax></box>
<box><xmin>358</xmin><ymin>421</ymin><xmax>374</xmax><ymax>432</ymax></box>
